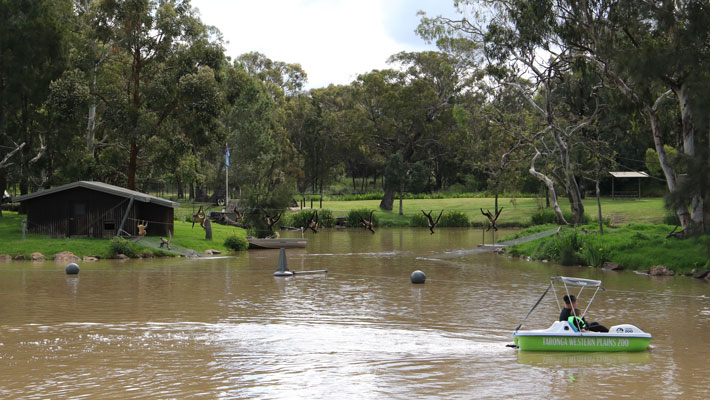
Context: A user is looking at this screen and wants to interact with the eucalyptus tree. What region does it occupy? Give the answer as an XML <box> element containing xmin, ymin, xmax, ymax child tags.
<box><xmin>220</xmin><ymin>61</ymin><xmax>298</xmax><ymax>216</ymax></box>
<box><xmin>353</xmin><ymin>50</ymin><xmax>471</xmax><ymax>210</ymax></box>
<box><xmin>446</xmin><ymin>0</ymin><xmax>710</xmax><ymax>234</ymax></box>
<box><xmin>418</xmin><ymin>1</ymin><xmax>615</xmax><ymax>225</ymax></box>
<box><xmin>237</xmin><ymin>52</ymin><xmax>308</xmax><ymax>100</ymax></box>
<box><xmin>89</xmin><ymin>0</ymin><xmax>224</xmax><ymax>190</ymax></box>
<box><xmin>0</xmin><ymin>0</ymin><xmax>73</xmax><ymax>194</ymax></box>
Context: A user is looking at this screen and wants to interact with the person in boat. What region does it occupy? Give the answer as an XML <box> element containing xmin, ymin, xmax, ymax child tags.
<box><xmin>559</xmin><ymin>295</ymin><xmax>609</xmax><ymax>332</ymax></box>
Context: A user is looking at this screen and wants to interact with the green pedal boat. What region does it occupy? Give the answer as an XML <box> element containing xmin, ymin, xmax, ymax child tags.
<box><xmin>513</xmin><ymin>277</ymin><xmax>653</xmax><ymax>352</ymax></box>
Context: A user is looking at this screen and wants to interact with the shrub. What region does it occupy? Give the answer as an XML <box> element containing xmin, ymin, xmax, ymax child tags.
<box><xmin>439</xmin><ymin>210</ymin><xmax>470</xmax><ymax>227</ymax></box>
<box><xmin>137</xmin><ymin>249</ymin><xmax>154</xmax><ymax>258</ymax></box>
<box><xmin>663</xmin><ymin>212</ymin><xmax>680</xmax><ymax>226</ymax></box>
<box><xmin>110</xmin><ymin>237</ymin><xmax>135</xmax><ymax>258</ymax></box>
<box><xmin>530</xmin><ymin>209</ymin><xmax>590</xmax><ymax>226</ymax></box>
<box><xmin>288</xmin><ymin>209</ymin><xmax>335</xmax><ymax>228</ymax></box>
<box><xmin>555</xmin><ymin>230</ymin><xmax>584</xmax><ymax>266</ymax></box>
<box><xmin>409</xmin><ymin>213</ymin><xmax>429</xmax><ymax>227</ymax></box>
<box><xmin>346</xmin><ymin>209</ymin><xmax>378</xmax><ymax>227</ymax></box>
<box><xmin>224</xmin><ymin>233</ymin><xmax>249</xmax><ymax>251</ymax></box>
<box><xmin>581</xmin><ymin>243</ymin><xmax>609</xmax><ymax>267</ymax></box>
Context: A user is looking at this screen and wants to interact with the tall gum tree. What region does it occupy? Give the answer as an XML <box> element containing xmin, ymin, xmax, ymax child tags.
<box><xmin>418</xmin><ymin>2</ymin><xmax>598</xmax><ymax>224</ymax></box>
<box><xmin>91</xmin><ymin>0</ymin><xmax>223</xmax><ymax>189</ymax></box>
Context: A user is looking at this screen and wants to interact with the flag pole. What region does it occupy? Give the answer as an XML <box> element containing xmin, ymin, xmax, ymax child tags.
<box><xmin>225</xmin><ymin>146</ymin><xmax>230</xmax><ymax>211</ymax></box>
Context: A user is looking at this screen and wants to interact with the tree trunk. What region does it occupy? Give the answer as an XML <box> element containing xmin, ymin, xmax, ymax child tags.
<box><xmin>399</xmin><ymin>183</ymin><xmax>404</xmax><ymax>216</ymax></box>
<box><xmin>567</xmin><ymin>173</ymin><xmax>585</xmax><ymax>225</ymax></box>
<box><xmin>675</xmin><ymin>83</ymin><xmax>704</xmax><ymax>233</ymax></box>
<box><xmin>596</xmin><ymin>178</ymin><xmax>603</xmax><ymax>234</ymax></box>
<box><xmin>529</xmin><ymin>151</ymin><xmax>568</xmax><ymax>225</ymax></box>
<box><xmin>646</xmin><ymin>103</ymin><xmax>693</xmax><ymax>233</ymax></box>
<box><xmin>379</xmin><ymin>189</ymin><xmax>395</xmax><ymax>211</ymax></box>
<box><xmin>204</xmin><ymin>218</ymin><xmax>212</xmax><ymax>240</ymax></box>
<box><xmin>127</xmin><ymin>142</ymin><xmax>139</xmax><ymax>190</ymax></box>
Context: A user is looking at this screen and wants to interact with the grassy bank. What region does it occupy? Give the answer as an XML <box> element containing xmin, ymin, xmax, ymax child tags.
<box><xmin>317</xmin><ymin>197</ymin><xmax>666</xmax><ymax>227</ymax></box>
<box><xmin>0</xmin><ymin>212</ymin><xmax>247</xmax><ymax>260</ymax></box>
<box><xmin>505</xmin><ymin>224</ymin><xmax>709</xmax><ymax>274</ymax></box>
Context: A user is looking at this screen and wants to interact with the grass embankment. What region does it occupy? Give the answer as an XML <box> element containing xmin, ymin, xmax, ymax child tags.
<box><xmin>0</xmin><ymin>211</ymin><xmax>247</xmax><ymax>260</ymax></box>
<box><xmin>318</xmin><ymin>197</ymin><xmax>666</xmax><ymax>227</ymax></box>
<box><xmin>504</xmin><ymin>224</ymin><xmax>710</xmax><ymax>274</ymax></box>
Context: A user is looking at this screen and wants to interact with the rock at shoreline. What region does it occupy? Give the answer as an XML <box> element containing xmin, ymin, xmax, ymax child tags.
<box><xmin>116</xmin><ymin>254</ymin><xmax>130</xmax><ymax>260</ymax></box>
<box><xmin>83</xmin><ymin>256</ymin><xmax>100</xmax><ymax>261</ymax></box>
<box><xmin>183</xmin><ymin>249</ymin><xmax>199</xmax><ymax>258</ymax></box>
<box><xmin>14</xmin><ymin>254</ymin><xmax>25</xmax><ymax>260</ymax></box>
<box><xmin>205</xmin><ymin>249</ymin><xmax>222</xmax><ymax>256</ymax></box>
<box><xmin>54</xmin><ymin>251</ymin><xmax>80</xmax><ymax>262</ymax></box>
<box><xmin>692</xmin><ymin>270</ymin><xmax>710</xmax><ymax>279</ymax></box>
<box><xmin>602</xmin><ymin>262</ymin><xmax>624</xmax><ymax>271</ymax></box>
<box><xmin>0</xmin><ymin>254</ymin><xmax>12</xmax><ymax>262</ymax></box>
<box><xmin>649</xmin><ymin>265</ymin><xmax>675</xmax><ymax>276</ymax></box>
<box><xmin>30</xmin><ymin>252</ymin><xmax>44</xmax><ymax>261</ymax></box>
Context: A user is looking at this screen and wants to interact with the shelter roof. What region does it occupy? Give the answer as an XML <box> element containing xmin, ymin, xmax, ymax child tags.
<box><xmin>609</xmin><ymin>171</ymin><xmax>650</xmax><ymax>178</ymax></box>
<box><xmin>14</xmin><ymin>181</ymin><xmax>178</xmax><ymax>208</ymax></box>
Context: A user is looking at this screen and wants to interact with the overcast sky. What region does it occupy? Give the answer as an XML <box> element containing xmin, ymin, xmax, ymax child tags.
<box><xmin>190</xmin><ymin>0</ymin><xmax>459</xmax><ymax>89</ymax></box>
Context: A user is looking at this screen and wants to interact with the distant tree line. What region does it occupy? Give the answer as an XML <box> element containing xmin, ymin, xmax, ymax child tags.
<box><xmin>1</xmin><ymin>1</ymin><xmax>708</xmax><ymax>236</ymax></box>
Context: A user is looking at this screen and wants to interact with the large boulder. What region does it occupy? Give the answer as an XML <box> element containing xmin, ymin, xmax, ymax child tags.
<box><xmin>30</xmin><ymin>252</ymin><xmax>44</xmax><ymax>261</ymax></box>
<box><xmin>649</xmin><ymin>265</ymin><xmax>675</xmax><ymax>276</ymax></box>
<box><xmin>0</xmin><ymin>254</ymin><xmax>12</xmax><ymax>262</ymax></box>
<box><xmin>54</xmin><ymin>251</ymin><xmax>80</xmax><ymax>262</ymax></box>
<box><xmin>692</xmin><ymin>270</ymin><xmax>710</xmax><ymax>280</ymax></box>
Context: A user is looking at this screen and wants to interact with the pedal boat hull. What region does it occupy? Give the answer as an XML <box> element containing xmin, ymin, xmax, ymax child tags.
<box><xmin>514</xmin><ymin>321</ymin><xmax>652</xmax><ymax>352</ymax></box>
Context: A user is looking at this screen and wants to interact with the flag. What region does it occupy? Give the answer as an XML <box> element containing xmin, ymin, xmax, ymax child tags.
<box><xmin>226</xmin><ymin>147</ymin><xmax>230</xmax><ymax>167</ymax></box>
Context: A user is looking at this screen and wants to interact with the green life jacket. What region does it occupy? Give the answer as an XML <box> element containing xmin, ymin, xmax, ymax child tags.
<box><xmin>568</xmin><ymin>316</ymin><xmax>587</xmax><ymax>331</ymax></box>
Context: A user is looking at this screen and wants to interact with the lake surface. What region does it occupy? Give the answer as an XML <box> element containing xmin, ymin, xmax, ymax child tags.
<box><xmin>1</xmin><ymin>227</ymin><xmax>709</xmax><ymax>399</ymax></box>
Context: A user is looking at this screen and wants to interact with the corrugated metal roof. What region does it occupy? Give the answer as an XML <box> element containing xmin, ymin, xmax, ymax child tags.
<box><xmin>14</xmin><ymin>181</ymin><xmax>178</xmax><ymax>208</ymax></box>
<box><xmin>609</xmin><ymin>171</ymin><xmax>650</xmax><ymax>178</ymax></box>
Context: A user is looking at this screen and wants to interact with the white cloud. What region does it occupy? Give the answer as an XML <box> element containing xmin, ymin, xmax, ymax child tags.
<box><xmin>191</xmin><ymin>0</ymin><xmax>448</xmax><ymax>88</ymax></box>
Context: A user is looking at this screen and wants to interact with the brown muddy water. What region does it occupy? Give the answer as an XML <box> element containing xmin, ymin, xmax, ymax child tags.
<box><xmin>1</xmin><ymin>228</ymin><xmax>709</xmax><ymax>399</ymax></box>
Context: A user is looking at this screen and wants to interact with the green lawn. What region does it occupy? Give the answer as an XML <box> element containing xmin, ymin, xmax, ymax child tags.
<box><xmin>0</xmin><ymin>211</ymin><xmax>246</xmax><ymax>259</ymax></box>
<box><xmin>507</xmin><ymin>223</ymin><xmax>709</xmax><ymax>274</ymax></box>
<box><xmin>316</xmin><ymin>197</ymin><xmax>666</xmax><ymax>227</ymax></box>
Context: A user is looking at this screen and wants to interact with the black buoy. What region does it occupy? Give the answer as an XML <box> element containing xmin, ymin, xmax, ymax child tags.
<box><xmin>66</xmin><ymin>263</ymin><xmax>80</xmax><ymax>275</ymax></box>
<box><xmin>410</xmin><ymin>270</ymin><xmax>426</xmax><ymax>284</ymax></box>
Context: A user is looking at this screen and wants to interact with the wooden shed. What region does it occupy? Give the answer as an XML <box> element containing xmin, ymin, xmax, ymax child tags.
<box><xmin>15</xmin><ymin>181</ymin><xmax>178</xmax><ymax>238</ymax></box>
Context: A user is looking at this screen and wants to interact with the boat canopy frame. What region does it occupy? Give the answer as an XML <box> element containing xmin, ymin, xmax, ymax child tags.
<box><xmin>515</xmin><ymin>276</ymin><xmax>604</xmax><ymax>333</ymax></box>
<box><xmin>550</xmin><ymin>276</ymin><xmax>604</xmax><ymax>321</ymax></box>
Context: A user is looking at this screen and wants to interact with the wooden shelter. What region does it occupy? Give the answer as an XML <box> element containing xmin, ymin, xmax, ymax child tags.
<box><xmin>609</xmin><ymin>171</ymin><xmax>650</xmax><ymax>199</ymax></box>
<box><xmin>15</xmin><ymin>181</ymin><xmax>178</xmax><ymax>238</ymax></box>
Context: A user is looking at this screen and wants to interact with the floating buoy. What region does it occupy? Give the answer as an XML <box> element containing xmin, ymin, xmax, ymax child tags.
<box><xmin>410</xmin><ymin>270</ymin><xmax>426</xmax><ymax>284</ymax></box>
<box><xmin>274</xmin><ymin>248</ymin><xmax>293</xmax><ymax>277</ymax></box>
<box><xmin>66</xmin><ymin>263</ymin><xmax>80</xmax><ymax>275</ymax></box>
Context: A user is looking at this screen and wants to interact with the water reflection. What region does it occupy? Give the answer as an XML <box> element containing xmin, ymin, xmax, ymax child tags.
<box><xmin>0</xmin><ymin>228</ymin><xmax>709</xmax><ymax>399</ymax></box>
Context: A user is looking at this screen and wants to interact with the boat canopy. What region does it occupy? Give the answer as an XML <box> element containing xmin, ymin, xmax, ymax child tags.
<box><xmin>551</xmin><ymin>276</ymin><xmax>602</xmax><ymax>288</ymax></box>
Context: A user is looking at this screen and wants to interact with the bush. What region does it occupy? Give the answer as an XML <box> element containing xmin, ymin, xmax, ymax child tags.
<box><xmin>439</xmin><ymin>210</ymin><xmax>470</xmax><ymax>227</ymax></box>
<box><xmin>530</xmin><ymin>209</ymin><xmax>590</xmax><ymax>226</ymax></box>
<box><xmin>346</xmin><ymin>209</ymin><xmax>378</xmax><ymax>227</ymax></box>
<box><xmin>287</xmin><ymin>209</ymin><xmax>335</xmax><ymax>228</ymax></box>
<box><xmin>555</xmin><ymin>231</ymin><xmax>584</xmax><ymax>266</ymax></box>
<box><xmin>409</xmin><ymin>213</ymin><xmax>429</xmax><ymax>227</ymax></box>
<box><xmin>110</xmin><ymin>237</ymin><xmax>136</xmax><ymax>258</ymax></box>
<box><xmin>137</xmin><ymin>249</ymin><xmax>154</xmax><ymax>258</ymax></box>
<box><xmin>663</xmin><ymin>212</ymin><xmax>680</xmax><ymax>226</ymax></box>
<box><xmin>224</xmin><ymin>233</ymin><xmax>249</xmax><ymax>251</ymax></box>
